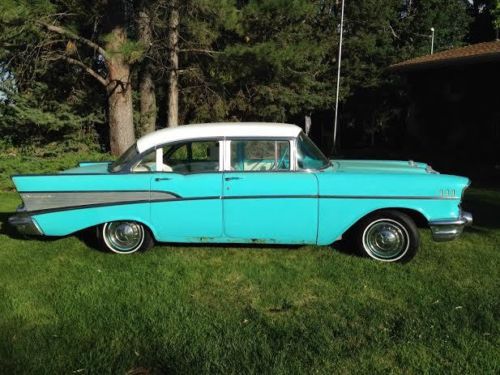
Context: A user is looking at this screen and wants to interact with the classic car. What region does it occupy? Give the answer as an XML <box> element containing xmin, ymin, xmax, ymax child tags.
<box><xmin>9</xmin><ymin>122</ymin><xmax>472</xmax><ymax>262</ymax></box>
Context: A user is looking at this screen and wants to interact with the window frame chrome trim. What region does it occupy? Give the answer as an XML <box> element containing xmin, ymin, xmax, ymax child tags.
<box><xmin>126</xmin><ymin>137</ymin><xmax>224</xmax><ymax>174</ymax></box>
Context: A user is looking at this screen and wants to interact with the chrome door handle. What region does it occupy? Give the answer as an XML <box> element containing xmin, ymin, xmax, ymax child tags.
<box><xmin>155</xmin><ymin>177</ymin><xmax>171</xmax><ymax>181</ymax></box>
<box><xmin>225</xmin><ymin>177</ymin><xmax>242</xmax><ymax>181</ymax></box>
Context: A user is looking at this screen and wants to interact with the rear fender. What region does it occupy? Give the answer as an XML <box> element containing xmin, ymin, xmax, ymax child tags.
<box><xmin>31</xmin><ymin>203</ymin><xmax>158</xmax><ymax>239</ymax></box>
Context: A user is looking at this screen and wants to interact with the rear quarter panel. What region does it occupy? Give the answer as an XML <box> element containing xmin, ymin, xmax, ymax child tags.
<box><xmin>12</xmin><ymin>173</ymin><xmax>155</xmax><ymax>237</ymax></box>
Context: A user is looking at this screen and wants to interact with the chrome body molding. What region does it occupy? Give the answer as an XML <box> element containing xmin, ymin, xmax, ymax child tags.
<box><xmin>19</xmin><ymin>191</ymin><xmax>178</xmax><ymax>212</ymax></box>
<box><xmin>429</xmin><ymin>211</ymin><xmax>473</xmax><ymax>242</ymax></box>
<box><xmin>8</xmin><ymin>214</ymin><xmax>43</xmax><ymax>236</ymax></box>
<box><xmin>14</xmin><ymin>192</ymin><xmax>461</xmax><ymax>217</ymax></box>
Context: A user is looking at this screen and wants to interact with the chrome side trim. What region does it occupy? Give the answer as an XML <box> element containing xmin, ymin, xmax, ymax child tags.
<box><xmin>20</xmin><ymin>191</ymin><xmax>178</xmax><ymax>212</ymax></box>
<box><xmin>321</xmin><ymin>195</ymin><xmax>459</xmax><ymax>200</ymax></box>
<box><xmin>18</xmin><ymin>191</ymin><xmax>460</xmax><ymax>215</ymax></box>
<box><xmin>429</xmin><ymin>211</ymin><xmax>473</xmax><ymax>242</ymax></box>
<box><xmin>8</xmin><ymin>214</ymin><xmax>43</xmax><ymax>235</ymax></box>
<box><xmin>22</xmin><ymin>196</ymin><xmax>221</xmax><ymax>216</ymax></box>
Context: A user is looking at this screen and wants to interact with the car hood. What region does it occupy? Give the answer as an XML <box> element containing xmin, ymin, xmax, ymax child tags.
<box><xmin>60</xmin><ymin>162</ymin><xmax>111</xmax><ymax>174</ymax></box>
<box><xmin>332</xmin><ymin>159</ymin><xmax>432</xmax><ymax>174</ymax></box>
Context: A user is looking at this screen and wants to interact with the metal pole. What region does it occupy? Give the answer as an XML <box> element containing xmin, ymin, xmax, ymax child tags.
<box><xmin>430</xmin><ymin>27</ymin><xmax>435</xmax><ymax>54</ymax></box>
<box><xmin>333</xmin><ymin>0</ymin><xmax>345</xmax><ymax>153</ymax></box>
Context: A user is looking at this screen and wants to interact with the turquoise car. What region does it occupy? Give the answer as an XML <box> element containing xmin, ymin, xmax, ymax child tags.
<box><xmin>9</xmin><ymin>123</ymin><xmax>472</xmax><ymax>262</ymax></box>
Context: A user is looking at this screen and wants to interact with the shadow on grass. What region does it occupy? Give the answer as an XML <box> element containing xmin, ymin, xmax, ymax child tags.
<box><xmin>462</xmin><ymin>190</ymin><xmax>500</xmax><ymax>230</ymax></box>
<box><xmin>74</xmin><ymin>227</ymin><xmax>305</xmax><ymax>253</ymax></box>
<box><xmin>0</xmin><ymin>211</ymin><xmax>99</xmax><ymax>252</ymax></box>
<box><xmin>74</xmin><ymin>227</ymin><xmax>102</xmax><ymax>252</ymax></box>
<box><xmin>331</xmin><ymin>238</ymin><xmax>358</xmax><ymax>258</ymax></box>
<box><xmin>0</xmin><ymin>212</ymin><xmax>33</xmax><ymax>240</ymax></box>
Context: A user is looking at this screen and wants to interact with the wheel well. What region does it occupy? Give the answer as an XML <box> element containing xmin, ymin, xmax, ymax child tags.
<box><xmin>346</xmin><ymin>208</ymin><xmax>429</xmax><ymax>235</ymax></box>
<box><xmin>366</xmin><ymin>207</ymin><xmax>429</xmax><ymax>228</ymax></box>
<box><xmin>95</xmin><ymin>220</ymin><xmax>157</xmax><ymax>240</ymax></box>
<box><xmin>386</xmin><ymin>208</ymin><xmax>428</xmax><ymax>228</ymax></box>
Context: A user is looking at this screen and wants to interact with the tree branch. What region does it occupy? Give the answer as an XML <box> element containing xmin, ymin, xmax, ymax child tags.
<box><xmin>51</xmin><ymin>55</ymin><xmax>108</xmax><ymax>86</ymax></box>
<box><xmin>179</xmin><ymin>48</ymin><xmax>220</xmax><ymax>55</ymax></box>
<box><xmin>388</xmin><ymin>23</ymin><xmax>399</xmax><ymax>39</ymax></box>
<box><xmin>41</xmin><ymin>22</ymin><xmax>108</xmax><ymax>59</ymax></box>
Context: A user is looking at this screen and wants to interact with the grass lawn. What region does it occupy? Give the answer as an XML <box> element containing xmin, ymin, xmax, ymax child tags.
<box><xmin>0</xmin><ymin>188</ymin><xmax>498</xmax><ymax>374</ymax></box>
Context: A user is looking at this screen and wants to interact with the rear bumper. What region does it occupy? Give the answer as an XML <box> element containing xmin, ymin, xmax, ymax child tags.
<box><xmin>429</xmin><ymin>211</ymin><xmax>473</xmax><ymax>242</ymax></box>
<box><xmin>8</xmin><ymin>214</ymin><xmax>43</xmax><ymax>236</ymax></box>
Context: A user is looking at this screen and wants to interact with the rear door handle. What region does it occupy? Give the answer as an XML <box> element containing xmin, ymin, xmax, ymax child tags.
<box><xmin>155</xmin><ymin>177</ymin><xmax>172</xmax><ymax>182</ymax></box>
<box><xmin>225</xmin><ymin>177</ymin><xmax>242</xmax><ymax>181</ymax></box>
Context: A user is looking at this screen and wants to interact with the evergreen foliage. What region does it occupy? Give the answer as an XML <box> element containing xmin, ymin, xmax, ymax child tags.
<box><xmin>0</xmin><ymin>0</ymin><xmax>494</xmax><ymax>154</ymax></box>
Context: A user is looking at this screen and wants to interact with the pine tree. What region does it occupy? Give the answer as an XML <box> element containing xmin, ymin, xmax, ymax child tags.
<box><xmin>0</xmin><ymin>0</ymin><xmax>145</xmax><ymax>155</ymax></box>
<box><xmin>212</xmin><ymin>0</ymin><xmax>338</xmax><ymax>122</ymax></box>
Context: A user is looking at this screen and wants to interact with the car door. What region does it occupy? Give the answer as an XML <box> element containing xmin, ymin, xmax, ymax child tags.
<box><xmin>222</xmin><ymin>139</ymin><xmax>318</xmax><ymax>244</ymax></box>
<box><xmin>145</xmin><ymin>139</ymin><xmax>223</xmax><ymax>242</ymax></box>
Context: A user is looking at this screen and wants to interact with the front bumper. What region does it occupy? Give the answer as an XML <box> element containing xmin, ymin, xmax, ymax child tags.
<box><xmin>429</xmin><ymin>211</ymin><xmax>473</xmax><ymax>242</ymax></box>
<box><xmin>8</xmin><ymin>214</ymin><xmax>43</xmax><ymax>236</ymax></box>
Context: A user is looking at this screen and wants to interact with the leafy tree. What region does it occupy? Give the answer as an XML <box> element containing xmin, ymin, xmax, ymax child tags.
<box><xmin>0</xmin><ymin>1</ymin><xmax>106</xmax><ymax>152</ymax></box>
<box><xmin>495</xmin><ymin>0</ymin><xmax>500</xmax><ymax>35</ymax></box>
<box><xmin>0</xmin><ymin>0</ymin><xmax>144</xmax><ymax>156</ymax></box>
<box><xmin>166</xmin><ymin>0</ymin><xmax>239</xmax><ymax>125</ymax></box>
<box><xmin>397</xmin><ymin>0</ymin><xmax>471</xmax><ymax>57</ymax></box>
<box><xmin>0</xmin><ymin>0</ymin><xmax>487</xmax><ymax>157</ymax></box>
<box><xmin>467</xmin><ymin>0</ymin><xmax>500</xmax><ymax>42</ymax></box>
<box><xmin>336</xmin><ymin>0</ymin><xmax>471</xmax><ymax>150</ymax></box>
<box><xmin>211</xmin><ymin>0</ymin><xmax>337</xmax><ymax>123</ymax></box>
<box><xmin>137</xmin><ymin>0</ymin><xmax>157</xmax><ymax>135</ymax></box>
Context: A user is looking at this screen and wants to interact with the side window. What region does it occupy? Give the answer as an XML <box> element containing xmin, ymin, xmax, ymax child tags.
<box><xmin>131</xmin><ymin>140</ymin><xmax>220</xmax><ymax>173</ymax></box>
<box><xmin>164</xmin><ymin>140</ymin><xmax>219</xmax><ymax>173</ymax></box>
<box><xmin>230</xmin><ymin>140</ymin><xmax>290</xmax><ymax>171</ymax></box>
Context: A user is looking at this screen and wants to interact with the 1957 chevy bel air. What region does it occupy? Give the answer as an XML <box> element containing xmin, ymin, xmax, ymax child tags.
<box><xmin>9</xmin><ymin>122</ymin><xmax>472</xmax><ymax>262</ymax></box>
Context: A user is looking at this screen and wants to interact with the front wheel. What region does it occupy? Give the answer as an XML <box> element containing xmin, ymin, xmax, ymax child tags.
<box><xmin>354</xmin><ymin>210</ymin><xmax>419</xmax><ymax>263</ymax></box>
<box><xmin>97</xmin><ymin>221</ymin><xmax>154</xmax><ymax>254</ymax></box>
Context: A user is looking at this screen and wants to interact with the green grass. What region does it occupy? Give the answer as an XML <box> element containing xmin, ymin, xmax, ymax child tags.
<box><xmin>0</xmin><ymin>189</ymin><xmax>499</xmax><ymax>374</ymax></box>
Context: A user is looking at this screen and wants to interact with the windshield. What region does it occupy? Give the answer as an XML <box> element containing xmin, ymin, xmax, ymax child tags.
<box><xmin>109</xmin><ymin>143</ymin><xmax>139</xmax><ymax>172</ymax></box>
<box><xmin>296</xmin><ymin>132</ymin><xmax>330</xmax><ymax>170</ymax></box>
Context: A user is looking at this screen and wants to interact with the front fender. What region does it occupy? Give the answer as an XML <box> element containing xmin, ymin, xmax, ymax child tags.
<box><xmin>316</xmin><ymin>198</ymin><xmax>460</xmax><ymax>245</ymax></box>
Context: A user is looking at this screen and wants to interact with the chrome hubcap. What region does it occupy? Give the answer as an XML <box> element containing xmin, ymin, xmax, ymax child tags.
<box><xmin>103</xmin><ymin>221</ymin><xmax>144</xmax><ymax>253</ymax></box>
<box><xmin>362</xmin><ymin>219</ymin><xmax>409</xmax><ymax>261</ymax></box>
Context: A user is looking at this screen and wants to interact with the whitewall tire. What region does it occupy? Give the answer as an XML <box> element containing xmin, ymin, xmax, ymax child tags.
<box><xmin>354</xmin><ymin>210</ymin><xmax>419</xmax><ymax>263</ymax></box>
<box><xmin>97</xmin><ymin>221</ymin><xmax>154</xmax><ymax>254</ymax></box>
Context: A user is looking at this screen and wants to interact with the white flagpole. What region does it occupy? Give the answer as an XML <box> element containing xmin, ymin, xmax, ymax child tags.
<box><xmin>333</xmin><ymin>0</ymin><xmax>345</xmax><ymax>152</ymax></box>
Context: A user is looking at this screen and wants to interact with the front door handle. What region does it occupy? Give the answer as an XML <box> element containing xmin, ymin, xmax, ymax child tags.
<box><xmin>155</xmin><ymin>177</ymin><xmax>172</xmax><ymax>182</ymax></box>
<box><xmin>225</xmin><ymin>177</ymin><xmax>242</xmax><ymax>181</ymax></box>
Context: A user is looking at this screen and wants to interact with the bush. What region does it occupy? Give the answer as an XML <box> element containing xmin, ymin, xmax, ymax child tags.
<box><xmin>0</xmin><ymin>150</ymin><xmax>111</xmax><ymax>191</ymax></box>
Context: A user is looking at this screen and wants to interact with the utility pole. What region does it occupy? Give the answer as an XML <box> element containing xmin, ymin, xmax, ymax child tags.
<box><xmin>332</xmin><ymin>0</ymin><xmax>345</xmax><ymax>153</ymax></box>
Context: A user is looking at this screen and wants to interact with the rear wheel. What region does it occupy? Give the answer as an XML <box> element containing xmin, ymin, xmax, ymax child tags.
<box><xmin>354</xmin><ymin>210</ymin><xmax>419</xmax><ymax>263</ymax></box>
<box><xmin>97</xmin><ymin>221</ymin><xmax>154</xmax><ymax>254</ymax></box>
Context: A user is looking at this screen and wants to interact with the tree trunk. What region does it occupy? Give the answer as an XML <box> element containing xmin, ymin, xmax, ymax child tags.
<box><xmin>106</xmin><ymin>26</ymin><xmax>135</xmax><ymax>156</ymax></box>
<box><xmin>167</xmin><ymin>0</ymin><xmax>179</xmax><ymax>128</ymax></box>
<box><xmin>138</xmin><ymin>7</ymin><xmax>156</xmax><ymax>136</ymax></box>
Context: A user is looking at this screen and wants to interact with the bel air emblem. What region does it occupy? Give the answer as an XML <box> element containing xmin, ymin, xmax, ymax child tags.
<box><xmin>440</xmin><ymin>189</ymin><xmax>456</xmax><ymax>198</ymax></box>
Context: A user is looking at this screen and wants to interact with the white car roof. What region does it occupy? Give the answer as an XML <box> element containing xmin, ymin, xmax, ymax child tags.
<box><xmin>136</xmin><ymin>122</ymin><xmax>302</xmax><ymax>153</ymax></box>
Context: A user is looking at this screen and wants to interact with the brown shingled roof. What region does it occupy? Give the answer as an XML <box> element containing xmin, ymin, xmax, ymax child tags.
<box><xmin>390</xmin><ymin>40</ymin><xmax>500</xmax><ymax>71</ymax></box>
